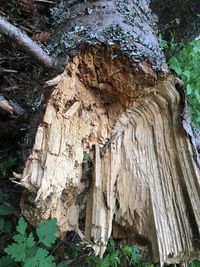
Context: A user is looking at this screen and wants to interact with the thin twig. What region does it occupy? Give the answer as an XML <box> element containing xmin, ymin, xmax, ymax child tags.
<box><xmin>34</xmin><ymin>0</ymin><xmax>55</xmax><ymax>4</ymax></box>
<box><xmin>0</xmin><ymin>68</ymin><xmax>18</xmax><ymax>73</ymax></box>
<box><xmin>0</xmin><ymin>15</ymin><xmax>56</xmax><ymax>69</ymax></box>
<box><xmin>1</xmin><ymin>85</ymin><xmax>19</xmax><ymax>92</ymax></box>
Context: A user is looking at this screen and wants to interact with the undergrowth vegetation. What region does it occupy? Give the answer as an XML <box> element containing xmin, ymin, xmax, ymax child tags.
<box><xmin>169</xmin><ymin>39</ymin><xmax>200</xmax><ymax>129</ymax></box>
<box><xmin>0</xmin><ymin>217</ymin><xmax>157</xmax><ymax>267</ymax></box>
<box><xmin>159</xmin><ymin>31</ymin><xmax>200</xmax><ymax>130</ymax></box>
<box><xmin>0</xmin><ymin>216</ymin><xmax>199</xmax><ymax>266</ymax></box>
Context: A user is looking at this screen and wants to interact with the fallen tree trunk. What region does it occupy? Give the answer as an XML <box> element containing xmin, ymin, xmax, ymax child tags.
<box><xmin>17</xmin><ymin>0</ymin><xmax>200</xmax><ymax>265</ymax></box>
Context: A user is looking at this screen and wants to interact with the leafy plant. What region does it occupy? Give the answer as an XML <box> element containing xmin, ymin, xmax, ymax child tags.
<box><xmin>107</xmin><ymin>240</ymin><xmax>121</xmax><ymax>267</ymax></box>
<box><xmin>169</xmin><ymin>39</ymin><xmax>200</xmax><ymax>129</ymax></box>
<box><xmin>8</xmin><ymin>1</ymin><xmax>21</xmax><ymax>15</ymax></box>
<box><xmin>1</xmin><ymin>216</ymin><xmax>199</xmax><ymax>266</ymax></box>
<box><xmin>1</xmin><ymin>217</ymin><xmax>59</xmax><ymax>267</ymax></box>
<box><xmin>188</xmin><ymin>260</ymin><xmax>200</xmax><ymax>267</ymax></box>
<box><xmin>158</xmin><ymin>31</ymin><xmax>178</xmax><ymax>57</ymax></box>
<box><xmin>85</xmin><ymin>241</ymin><xmax>157</xmax><ymax>267</ymax></box>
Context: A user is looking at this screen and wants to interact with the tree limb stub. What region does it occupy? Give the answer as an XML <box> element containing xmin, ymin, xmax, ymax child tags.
<box><xmin>0</xmin><ymin>16</ymin><xmax>55</xmax><ymax>69</ymax></box>
<box><xmin>18</xmin><ymin>0</ymin><xmax>200</xmax><ymax>265</ymax></box>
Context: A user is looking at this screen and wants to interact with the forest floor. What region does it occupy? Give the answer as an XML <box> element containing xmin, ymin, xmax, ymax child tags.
<box><xmin>0</xmin><ymin>0</ymin><xmax>58</xmax><ymax>256</ymax></box>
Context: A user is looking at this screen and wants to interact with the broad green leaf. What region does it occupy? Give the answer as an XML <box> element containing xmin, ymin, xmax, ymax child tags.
<box><xmin>26</xmin><ymin>233</ymin><xmax>35</xmax><ymax>248</ymax></box>
<box><xmin>186</xmin><ymin>84</ymin><xmax>192</xmax><ymax>95</ymax></box>
<box><xmin>37</xmin><ymin>218</ymin><xmax>57</xmax><ymax>247</ymax></box>
<box><xmin>182</xmin><ymin>70</ymin><xmax>190</xmax><ymax>82</ymax></box>
<box><xmin>108</xmin><ymin>240</ymin><xmax>116</xmax><ymax>254</ymax></box>
<box><xmin>123</xmin><ymin>244</ymin><xmax>132</xmax><ymax>257</ymax></box>
<box><xmin>5</xmin><ymin>242</ymin><xmax>26</xmax><ymax>262</ymax></box>
<box><xmin>101</xmin><ymin>255</ymin><xmax>110</xmax><ymax>267</ymax></box>
<box><xmin>169</xmin><ymin>57</ymin><xmax>182</xmax><ymax>75</ymax></box>
<box><xmin>13</xmin><ymin>234</ymin><xmax>25</xmax><ymax>244</ymax></box>
<box><xmin>24</xmin><ymin>247</ymin><xmax>56</xmax><ymax>267</ymax></box>
<box><xmin>168</xmin><ymin>39</ymin><xmax>200</xmax><ymax>129</ymax></box>
<box><xmin>16</xmin><ymin>217</ymin><xmax>27</xmax><ymax>236</ymax></box>
<box><xmin>0</xmin><ymin>205</ymin><xmax>15</xmax><ymax>216</ymax></box>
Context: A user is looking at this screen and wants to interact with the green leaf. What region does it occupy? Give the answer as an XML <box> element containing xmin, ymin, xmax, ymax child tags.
<box><xmin>108</xmin><ymin>240</ymin><xmax>116</xmax><ymax>254</ymax></box>
<box><xmin>13</xmin><ymin>234</ymin><xmax>24</xmax><ymax>243</ymax></box>
<box><xmin>123</xmin><ymin>244</ymin><xmax>132</xmax><ymax>257</ymax></box>
<box><xmin>131</xmin><ymin>247</ymin><xmax>142</xmax><ymax>264</ymax></box>
<box><xmin>0</xmin><ymin>256</ymin><xmax>15</xmax><ymax>267</ymax></box>
<box><xmin>26</xmin><ymin>233</ymin><xmax>36</xmax><ymax>248</ymax></box>
<box><xmin>4</xmin><ymin>217</ymin><xmax>29</xmax><ymax>262</ymax></box>
<box><xmin>188</xmin><ymin>260</ymin><xmax>200</xmax><ymax>267</ymax></box>
<box><xmin>186</xmin><ymin>84</ymin><xmax>193</xmax><ymax>95</ymax></box>
<box><xmin>0</xmin><ymin>205</ymin><xmax>15</xmax><ymax>216</ymax></box>
<box><xmin>5</xmin><ymin>241</ymin><xmax>26</xmax><ymax>262</ymax></box>
<box><xmin>24</xmin><ymin>247</ymin><xmax>56</xmax><ymax>267</ymax></box>
<box><xmin>37</xmin><ymin>218</ymin><xmax>57</xmax><ymax>247</ymax></box>
<box><xmin>16</xmin><ymin>217</ymin><xmax>27</xmax><ymax>236</ymax></box>
<box><xmin>169</xmin><ymin>57</ymin><xmax>182</xmax><ymax>75</ymax></box>
<box><xmin>100</xmin><ymin>255</ymin><xmax>110</xmax><ymax>267</ymax></box>
<box><xmin>195</xmin><ymin>89</ymin><xmax>200</xmax><ymax>103</ymax></box>
<box><xmin>182</xmin><ymin>70</ymin><xmax>190</xmax><ymax>82</ymax></box>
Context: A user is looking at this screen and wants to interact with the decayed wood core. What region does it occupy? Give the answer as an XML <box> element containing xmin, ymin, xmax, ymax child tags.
<box><xmin>20</xmin><ymin>47</ymin><xmax>200</xmax><ymax>265</ymax></box>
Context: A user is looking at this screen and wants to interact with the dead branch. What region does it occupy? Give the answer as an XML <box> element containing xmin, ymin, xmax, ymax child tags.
<box><xmin>0</xmin><ymin>16</ymin><xmax>55</xmax><ymax>69</ymax></box>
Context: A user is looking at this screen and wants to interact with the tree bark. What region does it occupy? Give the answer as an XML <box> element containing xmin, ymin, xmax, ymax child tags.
<box><xmin>17</xmin><ymin>0</ymin><xmax>200</xmax><ymax>265</ymax></box>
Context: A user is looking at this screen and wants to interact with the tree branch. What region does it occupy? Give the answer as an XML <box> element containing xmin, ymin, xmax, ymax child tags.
<box><xmin>0</xmin><ymin>16</ymin><xmax>55</xmax><ymax>69</ymax></box>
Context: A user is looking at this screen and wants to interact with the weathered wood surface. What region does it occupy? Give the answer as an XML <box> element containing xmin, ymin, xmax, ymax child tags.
<box><xmin>17</xmin><ymin>0</ymin><xmax>200</xmax><ymax>265</ymax></box>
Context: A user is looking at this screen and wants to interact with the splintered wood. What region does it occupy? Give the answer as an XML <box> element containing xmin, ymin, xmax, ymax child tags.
<box><xmin>20</xmin><ymin>47</ymin><xmax>200</xmax><ymax>265</ymax></box>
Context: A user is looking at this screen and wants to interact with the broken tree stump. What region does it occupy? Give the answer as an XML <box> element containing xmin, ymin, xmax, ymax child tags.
<box><xmin>17</xmin><ymin>0</ymin><xmax>200</xmax><ymax>265</ymax></box>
